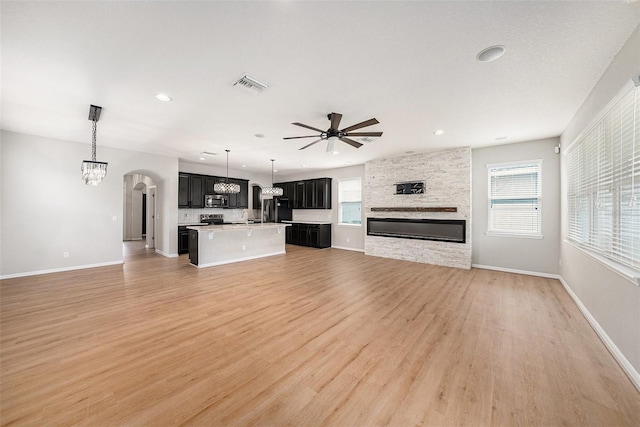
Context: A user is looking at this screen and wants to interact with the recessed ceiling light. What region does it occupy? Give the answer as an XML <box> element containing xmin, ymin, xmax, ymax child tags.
<box><xmin>242</xmin><ymin>164</ymin><xmax>247</xmax><ymax>168</ymax></box>
<box><xmin>155</xmin><ymin>93</ymin><xmax>172</xmax><ymax>102</ymax></box>
<box><xmin>476</xmin><ymin>45</ymin><xmax>505</xmax><ymax>62</ymax></box>
<box><xmin>434</xmin><ymin>130</ymin><xmax>445</xmax><ymax>135</ymax></box>
<box><xmin>273</xmin><ymin>169</ymin><xmax>278</xmax><ymax>173</ymax></box>
<box><xmin>199</xmin><ymin>157</ymin><xmax>206</xmax><ymax>161</ymax></box>
<box><xmin>332</xmin><ymin>151</ymin><xmax>339</xmax><ymax>155</ymax></box>
<box><xmin>300</xmin><ymin>165</ymin><xmax>307</xmax><ymax>168</ymax></box>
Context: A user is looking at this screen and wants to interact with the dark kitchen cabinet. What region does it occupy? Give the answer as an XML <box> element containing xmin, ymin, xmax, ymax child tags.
<box><xmin>188</xmin><ymin>230</ymin><xmax>199</xmax><ymax>265</ymax></box>
<box><xmin>252</xmin><ymin>185</ymin><xmax>262</xmax><ymax>209</ymax></box>
<box><xmin>227</xmin><ymin>179</ymin><xmax>249</xmax><ymax>208</ymax></box>
<box><xmin>294</xmin><ymin>182</ymin><xmax>305</xmax><ymax>209</ymax></box>
<box><xmin>179</xmin><ymin>173</ymin><xmax>248</xmax><ymax>209</ymax></box>
<box><xmin>190</xmin><ymin>175</ymin><xmax>205</xmax><ymax>208</ymax></box>
<box><xmin>179</xmin><ymin>174</ymin><xmax>190</xmax><ymax>208</ymax></box>
<box><xmin>285</xmin><ymin>223</ymin><xmax>331</xmax><ymax>248</ymax></box>
<box><xmin>304</xmin><ymin>180</ymin><xmax>315</xmax><ymax>208</ymax></box>
<box><xmin>178</xmin><ymin>226</ymin><xmax>190</xmax><ymax>254</ymax></box>
<box><xmin>274</xmin><ymin>178</ymin><xmax>331</xmax><ymax>209</ymax></box>
<box><xmin>314</xmin><ymin>178</ymin><xmax>331</xmax><ymax>209</ymax></box>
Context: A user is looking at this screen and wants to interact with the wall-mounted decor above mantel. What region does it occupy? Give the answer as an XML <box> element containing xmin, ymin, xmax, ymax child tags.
<box><xmin>395</xmin><ymin>181</ymin><xmax>424</xmax><ymax>194</ymax></box>
<box><xmin>370</xmin><ymin>207</ymin><xmax>457</xmax><ymax>213</ymax></box>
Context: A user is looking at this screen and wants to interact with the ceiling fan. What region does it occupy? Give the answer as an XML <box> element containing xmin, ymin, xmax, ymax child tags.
<box><xmin>284</xmin><ymin>112</ymin><xmax>383</xmax><ymax>152</ymax></box>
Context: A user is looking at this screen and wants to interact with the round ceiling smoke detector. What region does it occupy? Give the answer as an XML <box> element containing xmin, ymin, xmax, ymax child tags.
<box><xmin>476</xmin><ymin>45</ymin><xmax>505</xmax><ymax>62</ymax></box>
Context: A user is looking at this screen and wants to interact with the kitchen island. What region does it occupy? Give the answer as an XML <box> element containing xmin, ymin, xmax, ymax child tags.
<box><xmin>186</xmin><ymin>223</ymin><xmax>289</xmax><ymax>268</ymax></box>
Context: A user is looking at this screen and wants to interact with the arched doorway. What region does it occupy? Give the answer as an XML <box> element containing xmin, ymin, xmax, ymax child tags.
<box><xmin>123</xmin><ymin>173</ymin><xmax>156</xmax><ymax>249</ymax></box>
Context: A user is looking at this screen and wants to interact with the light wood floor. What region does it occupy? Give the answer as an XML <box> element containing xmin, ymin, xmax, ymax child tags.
<box><xmin>1</xmin><ymin>243</ymin><xmax>639</xmax><ymax>426</ymax></box>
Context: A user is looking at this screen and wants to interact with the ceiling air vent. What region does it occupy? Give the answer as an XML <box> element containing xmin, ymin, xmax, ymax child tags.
<box><xmin>360</xmin><ymin>137</ymin><xmax>374</xmax><ymax>143</ymax></box>
<box><xmin>200</xmin><ymin>151</ymin><xmax>217</xmax><ymax>156</ymax></box>
<box><xmin>233</xmin><ymin>75</ymin><xmax>268</xmax><ymax>95</ymax></box>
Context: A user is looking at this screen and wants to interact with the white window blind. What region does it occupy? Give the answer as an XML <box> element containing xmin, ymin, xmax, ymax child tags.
<box><xmin>487</xmin><ymin>160</ymin><xmax>542</xmax><ymax>236</ymax></box>
<box><xmin>567</xmin><ymin>81</ymin><xmax>640</xmax><ymax>270</ymax></box>
<box><xmin>338</xmin><ymin>178</ymin><xmax>362</xmax><ymax>225</ymax></box>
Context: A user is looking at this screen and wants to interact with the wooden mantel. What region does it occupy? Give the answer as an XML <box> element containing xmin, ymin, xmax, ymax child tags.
<box><xmin>370</xmin><ymin>207</ymin><xmax>457</xmax><ymax>213</ymax></box>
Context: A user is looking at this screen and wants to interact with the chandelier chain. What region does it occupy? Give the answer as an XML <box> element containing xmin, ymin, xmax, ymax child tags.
<box><xmin>91</xmin><ymin>118</ymin><xmax>97</xmax><ymax>161</ymax></box>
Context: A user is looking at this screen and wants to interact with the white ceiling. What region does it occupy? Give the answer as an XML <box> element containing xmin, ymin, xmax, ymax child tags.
<box><xmin>2</xmin><ymin>1</ymin><xmax>639</xmax><ymax>174</ymax></box>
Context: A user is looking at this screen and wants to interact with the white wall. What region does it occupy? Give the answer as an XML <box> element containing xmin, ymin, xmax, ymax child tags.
<box><xmin>472</xmin><ymin>138</ymin><xmax>561</xmax><ymax>276</ymax></box>
<box><xmin>560</xmin><ymin>26</ymin><xmax>640</xmax><ymax>380</ymax></box>
<box><xmin>278</xmin><ymin>164</ymin><xmax>366</xmax><ymax>251</ymax></box>
<box><xmin>0</xmin><ymin>131</ymin><xmax>179</xmax><ymax>278</ymax></box>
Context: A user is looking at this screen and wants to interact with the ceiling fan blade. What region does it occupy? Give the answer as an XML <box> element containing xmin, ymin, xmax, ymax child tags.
<box><xmin>343</xmin><ymin>131</ymin><xmax>383</xmax><ymax>137</ymax></box>
<box><xmin>292</xmin><ymin>122</ymin><xmax>326</xmax><ymax>133</ymax></box>
<box><xmin>283</xmin><ymin>135</ymin><xmax>321</xmax><ymax>140</ymax></box>
<box><xmin>299</xmin><ymin>139</ymin><xmax>323</xmax><ymax>150</ymax></box>
<box><xmin>339</xmin><ymin>137</ymin><xmax>363</xmax><ymax>149</ymax></box>
<box><xmin>329</xmin><ymin>112</ymin><xmax>342</xmax><ymax>130</ymax></box>
<box><xmin>340</xmin><ymin>118</ymin><xmax>379</xmax><ymax>133</ymax></box>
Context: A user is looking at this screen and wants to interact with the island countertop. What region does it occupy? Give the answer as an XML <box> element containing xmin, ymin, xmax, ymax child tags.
<box><xmin>281</xmin><ymin>220</ymin><xmax>332</xmax><ymax>225</ymax></box>
<box><xmin>186</xmin><ymin>223</ymin><xmax>290</xmax><ymax>231</ymax></box>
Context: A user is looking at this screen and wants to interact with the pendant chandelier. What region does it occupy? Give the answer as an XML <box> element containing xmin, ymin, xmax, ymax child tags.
<box><xmin>81</xmin><ymin>105</ymin><xmax>108</xmax><ymax>185</ymax></box>
<box><xmin>262</xmin><ymin>159</ymin><xmax>283</xmax><ymax>196</ymax></box>
<box><xmin>214</xmin><ymin>149</ymin><xmax>241</xmax><ymax>194</ymax></box>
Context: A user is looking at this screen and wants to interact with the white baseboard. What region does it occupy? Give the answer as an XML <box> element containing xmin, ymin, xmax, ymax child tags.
<box><xmin>192</xmin><ymin>251</ymin><xmax>285</xmax><ymax>268</ymax></box>
<box><xmin>472</xmin><ymin>264</ymin><xmax>560</xmax><ymax>280</ymax></box>
<box><xmin>558</xmin><ymin>276</ymin><xmax>640</xmax><ymax>392</ymax></box>
<box><xmin>0</xmin><ymin>260</ymin><xmax>124</xmax><ymax>280</ymax></box>
<box><xmin>155</xmin><ymin>249</ymin><xmax>178</xmax><ymax>258</ymax></box>
<box><xmin>331</xmin><ymin>245</ymin><xmax>365</xmax><ymax>252</ymax></box>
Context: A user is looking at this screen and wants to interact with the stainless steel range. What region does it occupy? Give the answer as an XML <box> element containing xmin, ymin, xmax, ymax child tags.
<box><xmin>200</xmin><ymin>214</ymin><xmax>224</xmax><ymax>225</ymax></box>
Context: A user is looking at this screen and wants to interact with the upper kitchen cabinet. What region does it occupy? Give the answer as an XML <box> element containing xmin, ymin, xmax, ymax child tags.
<box><xmin>189</xmin><ymin>175</ymin><xmax>205</xmax><ymax>208</ymax></box>
<box><xmin>226</xmin><ymin>179</ymin><xmax>249</xmax><ymax>209</ymax></box>
<box><xmin>179</xmin><ymin>174</ymin><xmax>191</xmax><ymax>208</ymax></box>
<box><xmin>179</xmin><ymin>172</ymin><xmax>248</xmax><ymax>209</ymax></box>
<box><xmin>178</xmin><ymin>173</ymin><xmax>205</xmax><ymax>208</ymax></box>
<box><xmin>314</xmin><ymin>178</ymin><xmax>331</xmax><ymax>209</ymax></box>
<box><xmin>274</xmin><ymin>178</ymin><xmax>331</xmax><ymax>209</ymax></box>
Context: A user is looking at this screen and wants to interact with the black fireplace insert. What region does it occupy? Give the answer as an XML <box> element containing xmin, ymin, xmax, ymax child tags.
<box><xmin>367</xmin><ymin>218</ymin><xmax>466</xmax><ymax>244</ymax></box>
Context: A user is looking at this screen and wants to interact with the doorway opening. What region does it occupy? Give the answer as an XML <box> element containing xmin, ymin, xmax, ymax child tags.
<box><xmin>123</xmin><ymin>174</ymin><xmax>156</xmax><ymax>250</ymax></box>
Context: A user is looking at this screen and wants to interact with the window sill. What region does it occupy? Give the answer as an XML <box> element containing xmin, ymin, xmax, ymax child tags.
<box><xmin>564</xmin><ymin>240</ymin><xmax>640</xmax><ymax>286</ymax></box>
<box><xmin>485</xmin><ymin>231</ymin><xmax>543</xmax><ymax>239</ymax></box>
<box><xmin>338</xmin><ymin>223</ymin><xmax>362</xmax><ymax>227</ymax></box>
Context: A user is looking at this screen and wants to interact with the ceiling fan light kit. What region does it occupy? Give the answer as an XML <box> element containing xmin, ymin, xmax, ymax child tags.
<box><xmin>284</xmin><ymin>112</ymin><xmax>383</xmax><ymax>152</ymax></box>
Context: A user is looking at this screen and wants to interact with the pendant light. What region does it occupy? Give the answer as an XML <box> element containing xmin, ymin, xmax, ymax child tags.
<box><xmin>262</xmin><ymin>159</ymin><xmax>283</xmax><ymax>196</ymax></box>
<box><xmin>81</xmin><ymin>105</ymin><xmax>108</xmax><ymax>185</ymax></box>
<box><xmin>214</xmin><ymin>149</ymin><xmax>241</xmax><ymax>194</ymax></box>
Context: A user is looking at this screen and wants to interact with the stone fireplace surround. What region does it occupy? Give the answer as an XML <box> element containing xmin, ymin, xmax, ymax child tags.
<box><xmin>364</xmin><ymin>147</ymin><xmax>471</xmax><ymax>269</ymax></box>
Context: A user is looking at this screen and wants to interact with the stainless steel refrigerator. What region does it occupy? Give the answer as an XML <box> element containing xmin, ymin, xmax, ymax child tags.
<box><xmin>263</xmin><ymin>198</ymin><xmax>292</xmax><ymax>223</ymax></box>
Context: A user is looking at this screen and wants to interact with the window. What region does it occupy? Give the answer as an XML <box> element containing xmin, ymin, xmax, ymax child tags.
<box><xmin>567</xmin><ymin>81</ymin><xmax>639</xmax><ymax>270</ymax></box>
<box><xmin>487</xmin><ymin>160</ymin><xmax>542</xmax><ymax>237</ymax></box>
<box><xmin>338</xmin><ymin>178</ymin><xmax>362</xmax><ymax>225</ymax></box>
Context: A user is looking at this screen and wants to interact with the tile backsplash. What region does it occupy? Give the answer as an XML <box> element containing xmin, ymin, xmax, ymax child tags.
<box><xmin>178</xmin><ymin>208</ymin><xmax>248</xmax><ymax>224</ymax></box>
<box><xmin>292</xmin><ymin>209</ymin><xmax>333</xmax><ymax>223</ymax></box>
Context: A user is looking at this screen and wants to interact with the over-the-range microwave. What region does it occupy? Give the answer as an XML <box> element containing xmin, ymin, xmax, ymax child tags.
<box><xmin>204</xmin><ymin>194</ymin><xmax>228</xmax><ymax>208</ymax></box>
